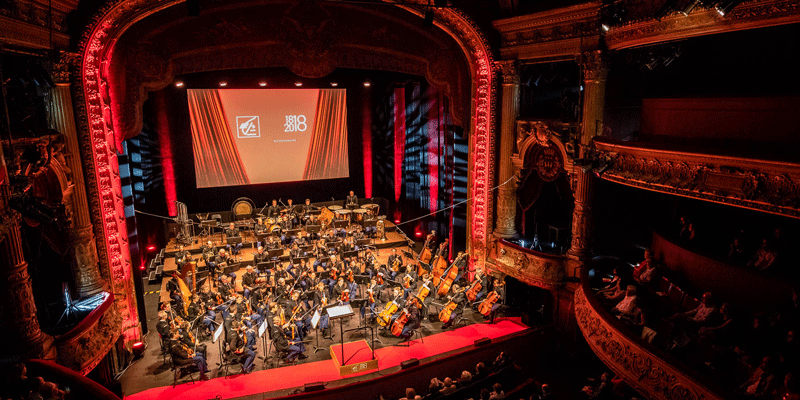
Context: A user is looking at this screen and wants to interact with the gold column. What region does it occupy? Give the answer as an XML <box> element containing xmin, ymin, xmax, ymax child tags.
<box><xmin>49</xmin><ymin>53</ymin><xmax>106</xmax><ymax>297</ymax></box>
<box><xmin>578</xmin><ymin>50</ymin><xmax>608</xmax><ymax>158</ymax></box>
<box><xmin>566</xmin><ymin>168</ymin><xmax>595</xmax><ymax>264</ymax></box>
<box><xmin>0</xmin><ymin>137</ymin><xmax>55</xmax><ymax>359</ymax></box>
<box><xmin>493</xmin><ymin>60</ymin><xmax>520</xmax><ymax>239</ymax></box>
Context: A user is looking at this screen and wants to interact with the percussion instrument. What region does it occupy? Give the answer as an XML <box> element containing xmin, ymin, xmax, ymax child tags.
<box><xmin>362</xmin><ymin>203</ymin><xmax>379</xmax><ymax>215</ymax></box>
<box><xmin>328</xmin><ymin>205</ymin><xmax>343</xmax><ymax>211</ymax></box>
<box><xmin>335</xmin><ymin>209</ymin><xmax>352</xmax><ymax>222</ymax></box>
<box><xmin>352</xmin><ymin>208</ymin><xmax>368</xmax><ymax>224</ymax></box>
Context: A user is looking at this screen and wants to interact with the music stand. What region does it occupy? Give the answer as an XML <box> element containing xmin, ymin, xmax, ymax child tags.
<box><xmin>343</xmin><ymin>250</ymin><xmax>359</xmax><ymax>259</ymax></box>
<box><xmin>267</xmin><ymin>249</ymin><xmax>284</xmax><ymax>260</ymax></box>
<box><xmin>311</xmin><ymin>309</ymin><xmax>325</xmax><ymax>353</ymax></box>
<box><xmin>356</xmin><ymin>239</ymin><xmax>371</xmax><ymax>247</ymax></box>
<box><xmin>286</xmin><ymin>229</ymin><xmax>301</xmax><ymax>237</ymax></box>
<box><xmin>226</xmin><ymin>236</ymin><xmax>243</xmax><ymax>245</ymax></box>
<box><xmin>333</xmin><ymin>220</ymin><xmax>348</xmax><ymax>229</ymax></box>
<box><xmin>306</xmin><ymin>224</ymin><xmax>321</xmax><ymax>233</ymax></box>
<box><xmin>326</xmin><ymin>304</ymin><xmax>355</xmax><ymax>365</ymax></box>
<box><xmin>256</xmin><ymin>261</ymin><xmax>273</xmax><ymax>271</ymax></box>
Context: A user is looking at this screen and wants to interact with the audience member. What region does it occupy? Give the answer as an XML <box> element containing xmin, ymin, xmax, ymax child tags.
<box><xmin>459</xmin><ymin>370</ymin><xmax>473</xmax><ymax>387</ymax></box>
<box><xmin>400</xmin><ymin>387</ymin><xmax>422</xmax><ymax>400</ymax></box>
<box><xmin>489</xmin><ymin>382</ymin><xmax>505</xmax><ymax>399</ymax></box>
<box><xmin>737</xmin><ymin>356</ymin><xmax>779</xmax><ymax>398</ymax></box>
<box><xmin>748</xmin><ymin>239</ymin><xmax>778</xmax><ymax>271</ymax></box>
<box><xmin>440</xmin><ymin>377</ymin><xmax>458</xmax><ymax>395</ymax></box>
<box><xmin>611</xmin><ymin>286</ymin><xmax>638</xmax><ymax>315</ymax></box>
<box><xmin>474</xmin><ymin>362</ymin><xmax>488</xmax><ymax>381</ymax></box>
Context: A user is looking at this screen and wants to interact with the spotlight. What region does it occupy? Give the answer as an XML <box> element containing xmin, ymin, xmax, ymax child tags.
<box><xmin>681</xmin><ymin>0</ymin><xmax>700</xmax><ymax>16</ymax></box>
<box><xmin>174</xmin><ymin>81</ymin><xmax>184</xmax><ymax>88</ymax></box>
<box><xmin>716</xmin><ymin>0</ymin><xmax>742</xmax><ymax>16</ymax></box>
<box><xmin>147</xmin><ymin>245</ymin><xmax>156</xmax><ymax>251</ymax></box>
<box><xmin>295</xmin><ymin>82</ymin><xmax>303</xmax><ymax>87</ymax></box>
<box><xmin>330</xmin><ymin>82</ymin><xmax>338</xmax><ymax>87</ymax></box>
<box><xmin>601</xmin><ymin>24</ymin><xmax>610</xmax><ymax>32</ymax></box>
<box><xmin>219</xmin><ymin>81</ymin><xmax>227</xmax><ymax>87</ymax></box>
<box><xmin>259</xmin><ymin>81</ymin><xmax>267</xmax><ymax>87</ymax></box>
<box><xmin>423</xmin><ymin>10</ymin><xmax>434</xmax><ymax>28</ymax></box>
<box><xmin>131</xmin><ymin>341</ymin><xmax>145</xmax><ymax>357</ymax></box>
<box><xmin>363</xmin><ymin>81</ymin><xmax>371</xmax><ymax>87</ymax></box>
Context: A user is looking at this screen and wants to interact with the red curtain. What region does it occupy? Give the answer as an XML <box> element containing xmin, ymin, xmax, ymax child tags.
<box><xmin>303</xmin><ymin>89</ymin><xmax>349</xmax><ymax>180</ymax></box>
<box><xmin>188</xmin><ymin>89</ymin><xmax>250</xmax><ymax>188</ymax></box>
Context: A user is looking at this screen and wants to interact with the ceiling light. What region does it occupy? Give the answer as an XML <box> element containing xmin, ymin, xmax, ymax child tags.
<box><xmin>259</xmin><ymin>81</ymin><xmax>267</xmax><ymax>87</ymax></box>
<box><xmin>363</xmin><ymin>81</ymin><xmax>371</xmax><ymax>87</ymax></box>
<box><xmin>330</xmin><ymin>82</ymin><xmax>338</xmax><ymax>87</ymax></box>
<box><xmin>219</xmin><ymin>82</ymin><xmax>227</xmax><ymax>87</ymax></box>
<box><xmin>295</xmin><ymin>82</ymin><xmax>303</xmax><ymax>87</ymax></box>
<box><xmin>174</xmin><ymin>81</ymin><xmax>184</xmax><ymax>88</ymax></box>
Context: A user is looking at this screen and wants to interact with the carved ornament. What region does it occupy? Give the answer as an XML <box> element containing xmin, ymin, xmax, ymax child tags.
<box><xmin>493</xmin><ymin>1</ymin><xmax>601</xmax><ymax>48</ymax></box>
<box><xmin>55</xmin><ymin>302</ymin><xmax>122</xmax><ymax>374</ymax></box>
<box><xmin>594</xmin><ymin>138</ymin><xmax>800</xmax><ymax>219</ymax></box>
<box><xmin>494</xmin><ymin>60</ymin><xmax>520</xmax><ymax>85</ymax></box>
<box><xmin>575</xmin><ymin>285</ymin><xmax>725</xmax><ymax>400</ymax></box>
<box><xmin>605</xmin><ymin>0</ymin><xmax>800</xmax><ymax>50</ymax></box>
<box><xmin>488</xmin><ymin>238</ymin><xmax>566</xmax><ymax>290</ymax></box>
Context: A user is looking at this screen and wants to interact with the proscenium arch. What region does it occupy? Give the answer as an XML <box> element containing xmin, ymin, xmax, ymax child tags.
<box><xmin>74</xmin><ymin>0</ymin><xmax>496</xmax><ymax>339</ymax></box>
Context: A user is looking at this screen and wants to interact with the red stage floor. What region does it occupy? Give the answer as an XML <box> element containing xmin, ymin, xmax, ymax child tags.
<box><xmin>126</xmin><ymin>319</ymin><xmax>527</xmax><ymax>400</ymax></box>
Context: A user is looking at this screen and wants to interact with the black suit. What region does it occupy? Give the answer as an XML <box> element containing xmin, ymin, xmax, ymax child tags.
<box><xmin>346</xmin><ymin>195</ymin><xmax>358</xmax><ymax>206</ymax></box>
<box><xmin>267</xmin><ymin>205</ymin><xmax>281</xmax><ymax>218</ymax></box>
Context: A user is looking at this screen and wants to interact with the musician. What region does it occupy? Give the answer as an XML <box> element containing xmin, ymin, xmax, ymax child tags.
<box><xmin>426</xmin><ymin>230</ymin><xmax>437</xmax><ymax>249</ymax></box>
<box><xmin>289</xmin><ymin>243</ymin><xmax>304</xmax><ymax>260</ymax></box>
<box><xmin>313</xmin><ymin>282</ymin><xmax>331</xmax><ymax>337</ymax></box>
<box><xmin>399</xmin><ymin>298</ymin><xmax>421</xmax><ymax>340</ymax></box>
<box><xmin>287</xmin><ymin>291</ymin><xmax>310</xmax><ymax>339</ymax></box>
<box><xmin>255</xmin><ymin>218</ymin><xmax>267</xmax><ymax>234</ymax></box>
<box><xmin>273</xmin><ymin>264</ymin><xmax>289</xmax><ymax>281</ymax></box>
<box><xmin>474</xmin><ymin>268</ymin><xmax>490</xmax><ymax>302</ymax></box>
<box><xmin>217</xmin><ymin>274</ymin><xmax>234</xmax><ymax>298</ymax></box>
<box><xmin>170</xmin><ymin>331</ymin><xmax>209</xmax><ymax>380</ymax></box>
<box><xmin>441</xmin><ymin>284</ymin><xmax>467</xmax><ymax>329</ymax></box>
<box><xmin>223</xmin><ymin>304</ymin><xmax>239</xmax><ymax>341</ymax></box>
<box><xmin>201</xmin><ymin>240</ymin><xmax>217</xmax><ymax>259</ymax></box>
<box><xmin>179</xmin><ymin>320</ymin><xmax>207</xmax><ymax>355</ymax></box>
<box><xmin>272</xmin><ymin>316</ymin><xmax>305</xmax><ymax>362</ymax></box>
<box><xmin>364</xmin><ymin>279</ymin><xmax>379</xmax><ymax>322</ymax></box>
<box><xmin>332</xmin><ymin>278</ymin><xmax>348</xmax><ymax>301</ymax></box>
<box><xmin>303</xmin><ymin>198</ymin><xmax>316</xmax><ymax>214</ymax></box>
<box><xmin>388</xmin><ymin>249</ymin><xmax>403</xmax><ymax>279</ymax></box>
<box><xmin>402</xmin><ymin>266</ymin><xmax>417</xmax><ymax>300</ymax></box>
<box><xmin>294</xmin><ymin>232</ymin><xmax>308</xmax><ymax>247</ymax></box>
<box><xmin>352</xmin><ymin>227</ymin><xmax>365</xmax><ymax>241</ymax></box>
<box><xmin>286</xmin><ymin>198</ymin><xmax>299</xmax><ymax>226</ymax></box>
<box><xmin>253</xmin><ymin>246</ymin><xmax>269</xmax><ymax>264</ymax></box>
<box><xmin>486</xmin><ymin>279</ymin><xmax>506</xmax><ymax>323</ymax></box>
<box><xmin>267</xmin><ymin>199</ymin><xmax>281</xmax><ymax>218</ymax></box>
<box><xmin>175</xmin><ymin>245</ymin><xmax>192</xmax><ymax>269</ymax></box>
<box><xmin>156</xmin><ymin>311</ymin><xmax>171</xmax><ymax>339</ymax></box>
<box><xmin>280</xmin><ymin>214</ymin><xmax>294</xmax><ymax>232</ymax></box>
<box><xmin>228</xmin><ymin>322</ymin><xmax>255</xmax><ymax>373</ymax></box>
<box><xmin>346</xmin><ymin>190</ymin><xmax>358</xmax><ymax>207</ymax></box>
<box><xmin>225</xmin><ymin>223</ymin><xmax>243</xmax><ymax>255</ymax></box>
<box><xmin>242</xmin><ymin>266</ymin><xmax>258</xmax><ymax>299</ymax></box>
<box><xmin>215</xmin><ymin>249</ymin><xmax>233</xmax><ymax>270</ymax></box>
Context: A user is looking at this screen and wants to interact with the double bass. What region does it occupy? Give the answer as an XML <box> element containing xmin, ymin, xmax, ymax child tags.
<box><xmin>419</xmin><ymin>235</ymin><xmax>434</xmax><ymax>264</ymax></box>
<box><xmin>478</xmin><ymin>291</ymin><xmax>500</xmax><ymax>316</ymax></box>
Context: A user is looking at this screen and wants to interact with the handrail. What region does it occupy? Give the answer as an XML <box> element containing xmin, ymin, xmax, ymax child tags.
<box><xmin>575</xmin><ymin>266</ymin><xmax>728</xmax><ymax>400</ymax></box>
<box><xmin>498</xmin><ymin>239</ymin><xmax>566</xmax><ymax>260</ymax></box>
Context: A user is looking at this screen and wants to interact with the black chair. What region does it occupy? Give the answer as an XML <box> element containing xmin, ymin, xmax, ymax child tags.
<box><xmin>170</xmin><ymin>354</ymin><xmax>197</xmax><ymax>388</ymax></box>
<box><xmin>269</xmin><ymin>339</ymin><xmax>292</xmax><ymax>368</ymax></box>
<box><xmin>398</xmin><ymin>328</ymin><xmax>424</xmax><ymax>346</ymax></box>
<box><xmin>158</xmin><ymin>334</ymin><xmax>170</xmax><ymax>365</ymax></box>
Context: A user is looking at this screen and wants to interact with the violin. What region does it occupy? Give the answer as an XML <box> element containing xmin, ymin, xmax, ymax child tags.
<box><xmin>340</xmin><ymin>289</ymin><xmax>350</xmax><ymax>303</ymax></box>
<box><xmin>346</xmin><ymin>269</ymin><xmax>354</xmax><ymax>283</ymax></box>
<box><xmin>403</xmin><ymin>275</ymin><xmax>413</xmax><ymax>289</ymax></box>
<box><xmin>466</xmin><ymin>278</ymin><xmax>482</xmax><ymax>302</ymax></box>
<box><xmin>377</xmin><ymin>300</ymin><xmax>399</xmax><ymax>327</ymax></box>
<box><xmin>368</xmin><ymin>288</ymin><xmax>375</xmax><ymax>304</ymax></box>
<box><xmin>377</xmin><ymin>272</ymin><xmax>385</xmax><ymax>286</ymax></box>
<box><xmin>478</xmin><ymin>291</ymin><xmax>500</xmax><ymax>316</ymax></box>
<box><xmin>436</xmin><ymin>263</ymin><xmax>459</xmax><ymax>297</ymax></box>
<box><xmin>330</xmin><ymin>266</ymin><xmax>339</xmax><ymax>281</ymax></box>
<box><xmin>391</xmin><ymin>308</ymin><xmax>410</xmax><ymax>337</ymax></box>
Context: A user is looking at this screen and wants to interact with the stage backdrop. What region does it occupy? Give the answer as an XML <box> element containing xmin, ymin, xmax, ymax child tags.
<box><xmin>188</xmin><ymin>88</ymin><xmax>349</xmax><ymax>188</ymax></box>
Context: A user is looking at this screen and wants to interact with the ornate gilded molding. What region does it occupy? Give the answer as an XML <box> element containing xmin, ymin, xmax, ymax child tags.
<box><xmin>513</xmin><ymin>120</ymin><xmax>576</xmax><ymax>170</ymax></box>
<box><xmin>493</xmin><ymin>1</ymin><xmax>601</xmax><ymax>47</ymax></box>
<box><xmin>55</xmin><ymin>300</ymin><xmax>121</xmax><ymax>375</ymax></box>
<box><xmin>605</xmin><ymin>0</ymin><xmax>800</xmax><ymax>50</ymax></box>
<box><xmin>487</xmin><ymin>238</ymin><xmax>566</xmax><ymax>290</ymax></box>
<box><xmin>494</xmin><ymin>60</ymin><xmax>520</xmax><ymax>85</ymax></box>
<box><xmin>575</xmin><ymin>285</ymin><xmax>725</xmax><ymax>400</ymax></box>
<box><xmin>594</xmin><ymin>138</ymin><xmax>800</xmax><ymax>219</ymax></box>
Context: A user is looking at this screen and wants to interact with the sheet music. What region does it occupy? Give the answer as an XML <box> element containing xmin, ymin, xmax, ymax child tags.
<box><xmin>326</xmin><ymin>304</ymin><xmax>354</xmax><ymax>319</ymax></box>
<box><xmin>311</xmin><ymin>310</ymin><xmax>321</xmax><ymax>329</ymax></box>
<box><xmin>258</xmin><ymin>320</ymin><xmax>269</xmax><ymax>338</ymax></box>
<box><xmin>213</xmin><ymin>321</ymin><xmax>224</xmax><ymax>343</ymax></box>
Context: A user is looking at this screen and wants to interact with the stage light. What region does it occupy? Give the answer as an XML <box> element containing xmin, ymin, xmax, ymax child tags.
<box><xmin>174</xmin><ymin>81</ymin><xmax>184</xmax><ymax>88</ymax></box>
<box><xmin>415</xmin><ymin>231</ymin><xmax>423</xmax><ymax>237</ymax></box>
<box><xmin>132</xmin><ymin>341</ymin><xmax>145</xmax><ymax>357</ymax></box>
<box><xmin>295</xmin><ymin>82</ymin><xmax>303</xmax><ymax>87</ymax></box>
<box><xmin>681</xmin><ymin>0</ymin><xmax>700</xmax><ymax>16</ymax></box>
<box><xmin>716</xmin><ymin>0</ymin><xmax>742</xmax><ymax>16</ymax></box>
<box><xmin>330</xmin><ymin>82</ymin><xmax>338</xmax><ymax>87</ymax></box>
<box><xmin>259</xmin><ymin>81</ymin><xmax>267</xmax><ymax>87</ymax></box>
<box><xmin>147</xmin><ymin>245</ymin><xmax>156</xmax><ymax>251</ymax></box>
<box><xmin>219</xmin><ymin>82</ymin><xmax>227</xmax><ymax>87</ymax></box>
<box><xmin>363</xmin><ymin>81</ymin><xmax>371</xmax><ymax>87</ymax></box>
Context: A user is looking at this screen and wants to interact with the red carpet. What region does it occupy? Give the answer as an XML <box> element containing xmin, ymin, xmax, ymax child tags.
<box><xmin>126</xmin><ymin>319</ymin><xmax>527</xmax><ymax>400</ymax></box>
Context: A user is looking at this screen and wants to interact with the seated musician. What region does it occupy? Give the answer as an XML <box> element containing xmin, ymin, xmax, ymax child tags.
<box><xmin>486</xmin><ymin>279</ymin><xmax>506</xmax><ymax>323</ymax></box>
<box><xmin>303</xmin><ymin>198</ymin><xmax>316</xmax><ymax>214</ymax></box>
<box><xmin>215</xmin><ymin>249</ymin><xmax>232</xmax><ymax>270</ymax></box>
<box><xmin>253</xmin><ymin>246</ymin><xmax>269</xmax><ymax>264</ymax></box>
<box><xmin>156</xmin><ymin>311</ymin><xmax>171</xmax><ymax>339</ymax></box>
<box><xmin>399</xmin><ymin>298</ymin><xmax>421</xmax><ymax>340</ymax></box>
<box><xmin>170</xmin><ymin>331</ymin><xmax>209</xmax><ymax>380</ymax></box>
<box><xmin>364</xmin><ymin>278</ymin><xmax>379</xmax><ymax>321</ymax></box>
<box><xmin>441</xmin><ymin>284</ymin><xmax>467</xmax><ymax>329</ymax></box>
<box><xmin>279</xmin><ymin>225</ymin><xmax>293</xmax><ymax>246</ymax></box>
<box><xmin>254</xmin><ymin>218</ymin><xmax>267</xmax><ymax>234</ymax></box>
<box><xmin>217</xmin><ymin>274</ymin><xmax>234</xmax><ymax>298</ymax></box>
<box><xmin>378</xmin><ymin>263</ymin><xmax>394</xmax><ymax>283</ymax></box>
<box><xmin>452</xmin><ymin>251</ymin><xmax>468</xmax><ymax>282</ymax></box>
<box><xmin>332</xmin><ymin>277</ymin><xmax>348</xmax><ymax>301</ymax></box>
<box><xmin>228</xmin><ymin>322</ymin><xmax>255</xmax><ymax>373</ymax></box>
<box><xmin>273</xmin><ymin>264</ymin><xmax>289</xmax><ymax>281</ymax></box>
<box><xmin>179</xmin><ymin>320</ymin><xmax>207</xmax><ymax>355</ymax></box>
<box><xmin>402</xmin><ymin>267</ymin><xmax>417</xmax><ymax>300</ymax></box>
<box><xmin>426</xmin><ymin>230</ymin><xmax>437</xmax><ymax>249</ymax></box>
<box><xmin>280</xmin><ymin>214</ymin><xmax>294</xmax><ymax>232</ymax></box>
<box><xmin>346</xmin><ymin>190</ymin><xmax>358</xmax><ymax>208</ymax></box>
<box><xmin>271</xmin><ymin>316</ymin><xmax>305</xmax><ymax>362</ymax></box>
<box><xmin>223</xmin><ymin>303</ymin><xmax>240</xmax><ymax>340</ymax></box>
<box><xmin>241</xmin><ymin>265</ymin><xmax>258</xmax><ymax>299</ymax></box>
<box><xmin>388</xmin><ymin>249</ymin><xmax>403</xmax><ymax>278</ymax></box>
<box><xmin>225</xmin><ymin>223</ymin><xmax>243</xmax><ymax>255</ymax></box>
<box><xmin>473</xmin><ymin>268</ymin><xmax>490</xmax><ymax>302</ymax></box>
<box><xmin>287</xmin><ymin>291</ymin><xmax>310</xmax><ymax>339</ymax></box>
<box><xmin>353</xmin><ymin>228</ymin><xmax>365</xmax><ymax>241</ymax></box>
<box><xmin>175</xmin><ymin>245</ymin><xmax>192</xmax><ymax>269</ymax></box>
<box><xmin>294</xmin><ymin>232</ymin><xmax>308</xmax><ymax>247</ymax></box>
<box><xmin>267</xmin><ymin>199</ymin><xmax>281</xmax><ymax>219</ymax></box>
<box><xmin>289</xmin><ymin>243</ymin><xmax>304</xmax><ymax>260</ymax></box>
<box><xmin>266</xmin><ymin>235</ymin><xmax>281</xmax><ymax>251</ymax></box>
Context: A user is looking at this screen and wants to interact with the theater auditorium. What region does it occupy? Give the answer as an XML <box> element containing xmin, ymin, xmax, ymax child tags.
<box><xmin>0</xmin><ymin>1</ymin><xmax>799</xmax><ymax>400</ymax></box>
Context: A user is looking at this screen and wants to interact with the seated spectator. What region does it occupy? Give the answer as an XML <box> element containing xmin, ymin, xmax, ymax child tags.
<box><xmin>581</xmin><ymin>372</ymin><xmax>613</xmax><ymax>399</ymax></box>
<box><xmin>632</xmin><ymin>249</ymin><xmax>654</xmax><ymax>282</ymax></box>
<box><xmin>474</xmin><ymin>362</ymin><xmax>488</xmax><ymax>381</ymax></box>
<box><xmin>401</xmin><ymin>387</ymin><xmax>422</xmax><ymax>400</ymax></box>
<box><xmin>678</xmin><ymin>216</ymin><xmax>691</xmax><ymax>240</ymax></box>
<box><xmin>728</xmin><ymin>238</ymin><xmax>747</xmax><ymax>265</ymax></box>
<box><xmin>489</xmin><ymin>383</ymin><xmax>505</xmax><ymax>400</ymax></box>
<box><xmin>671</xmin><ymin>292</ymin><xmax>718</xmax><ymax>328</ymax></box>
<box><xmin>612</xmin><ymin>286</ymin><xmax>638</xmax><ymax>315</ymax></box>
<box><xmin>492</xmin><ymin>351</ymin><xmax>511</xmax><ymax>371</ymax></box>
<box><xmin>635</xmin><ymin>260</ymin><xmax>658</xmax><ymax>288</ymax></box>
<box><xmin>618</xmin><ymin>300</ymin><xmax>647</xmax><ymax>335</ymax></box>
<box><xmin>737</xmin><ymin>356</ymin><xmax>779</xmax><ymax>398</ymax></box>
<box><xmin>748</xmin><ymin>239</ymin><xmax>778</xmax><ymax>271</ymax></box>
<box><xmin>440</xmin><ymin>377</ymin><xmax>458</xmax><ymax>395</ymax></box>
<box><xmin>597</xmin><ymin>267</ymin><xmax>623</xmax><ymax>296</ymax></box>
<box><xmin>698</xmin><ymin>303</ymin><xmax>737</xmax><ymax>348</ymax></box>
<box><xmin>480</xmin><ymin>388</ymin><xmax>491</xmax><ymax>400</ymax></box>
<box><xmin>426</xmin><ymin>379</ymin><xmax>442</xmax><ymax>399</ymax></box>
<box><xmin>459</xmin><ymin>370</ymin><xmax>473</xmax><ymax>387</ymax></box>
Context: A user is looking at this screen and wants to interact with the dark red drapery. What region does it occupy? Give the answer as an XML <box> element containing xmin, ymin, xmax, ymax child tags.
<box><xmin>303</xmin><ymin>89</ymin><xmax>349</xmax><ymax>180</ymax></box>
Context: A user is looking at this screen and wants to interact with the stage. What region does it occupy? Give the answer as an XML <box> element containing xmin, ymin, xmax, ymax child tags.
<box><xmin>124</xmin><ymin>319</ymin><xmax>528</xmax><ymax>400</ymax></box>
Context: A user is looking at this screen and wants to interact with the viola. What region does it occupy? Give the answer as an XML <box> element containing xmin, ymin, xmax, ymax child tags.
<box><xmin>346</xmin><ymin>269</ymin><xmax>355</xmax><ymax>283</ymax></box>
<box><xmin>377</xmin><ymin>273</ymin><xmax>385</xmax><ymax>286</ymax></box>
<box><xmin>377</xmin><ymin>300</ymin><xmax>399</xmax><ymax>327</ymax></box>
<box><xmin>368</xmin><ymin>289</ymin><xmax>375</xmax><ymax>304</ymax></box>
<box><xmin>391</xmin><ymin>308</ymin><xmax>410</xmax><ymax>337</ymax></box>
<box><xmin>340</xmin><ymin>289</ymin><xmax>350</xmax><ymax>303</ymax></box>
<box><xmin>478</xmin><ymin>291</ymin><xmax>500</xmax><ymax>316</ymax></box>
<box><xmin>403</xmin><ymin>275</ymin><xmax>412</xmax><ymax>289</ymax></box>
<box><xmin>466</xmin><ymin>279</ymin><xmax>482</xmax><ymax>302</ymax></box>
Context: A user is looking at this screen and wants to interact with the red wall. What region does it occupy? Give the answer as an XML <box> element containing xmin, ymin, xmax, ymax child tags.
<box><xmin>640</xmin><ymin>97</ymin><xmax>800</xmax><ymax>143</ymax></box>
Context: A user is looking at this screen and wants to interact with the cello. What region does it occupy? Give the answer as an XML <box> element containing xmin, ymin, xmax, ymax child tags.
<box><xmin>391</xmin><ymin>308</ymin><xmax>410</xmax><ymax>337</ymax></box>
<box><xmin>413</xmin><ymin>279</ymin><xmax>432</xmax><ymax>309</ymax></box>
<box><xmin>465</xmin><ymin>278</ymin><xmax>482</xmax><ymax>302</ymax></box>
<box><xmin>438</xmin><ymin>287</ymin><xmax>465</xmax><ymax>323</ymax></box>
<box><xmin>436</xmin><ymin>263</ymin><xmax>459</xmax><ymax>297</ymax></box>
<box><xmin>477</xmin><ymin>291</ymin><xmax>500</xmax><ymax>316</ymax></box>
<box><xmin>377</xmin><ymin>295</ymin><xmax>402</xmax><ymax>327</ymax></box>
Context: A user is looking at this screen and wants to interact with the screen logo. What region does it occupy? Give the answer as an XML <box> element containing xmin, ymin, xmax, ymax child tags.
<box><xmin>284</xmin><ymin>115</ymin><xmax>307</xmax><ymax>132</ymax></box>
<box><xmin>236</xmin><ymin>116</ymin><xmax>261</xmax><ymax>138</ymax></box>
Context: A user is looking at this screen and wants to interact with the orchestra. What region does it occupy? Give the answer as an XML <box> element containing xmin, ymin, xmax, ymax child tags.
<box><xmin>155</xmin><ymin>195</ymin><xmax>508</xmax><ymax>377</ymax></box>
